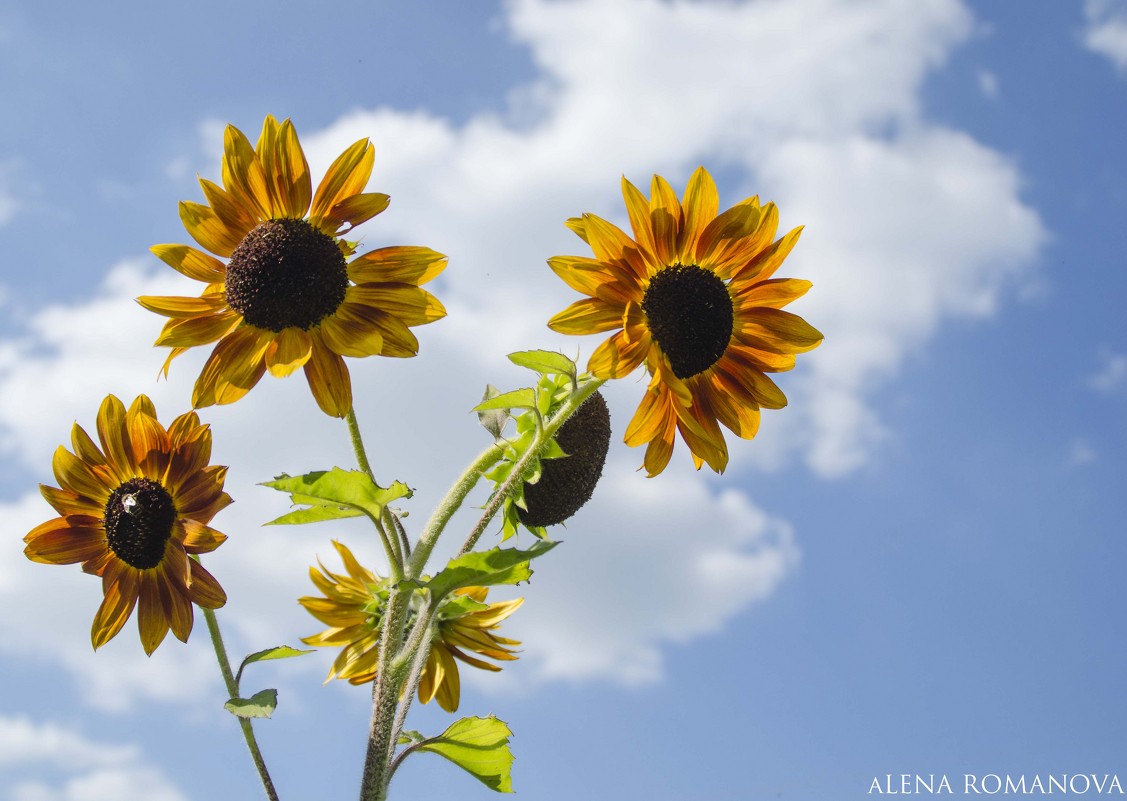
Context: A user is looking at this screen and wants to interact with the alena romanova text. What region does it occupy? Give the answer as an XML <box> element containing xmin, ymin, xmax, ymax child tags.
<box><xmin>868</xmin><ymin>774</ymin><xmax>1124</xmax><ymax>795</ymax></box>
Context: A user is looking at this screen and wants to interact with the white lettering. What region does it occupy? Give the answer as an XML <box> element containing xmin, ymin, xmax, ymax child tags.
<box><xmin>869</xmin><ymin>777</ymin><xmax>884</xmax><ymax>794</ymax></box>
<box><xmin>980</xmin><ymin>774</ymin><xmax>1002</xmax><ymax>794</ymax></box>
<box><xmin>1049</xmin><ymin>775</ymin><xmax>1067</xmax><ymax>793</ymax></box>
<box><xmin>1071</xmin><ymin>774</ymin><xmax>1092</xmax><ymax>793</ymax></box>
<box><xmin>1004</xmin><ymin>776</ymin><xmax>1027</xmax><ymax>794</ymax></box>
<box><xmin>966</xmin><ymin>775</ymin><xmax>981</xmax><ymax>794</ymax></box>
<box><xmin>1109</xmin><ymin>775</ymin><xmax>1123</xmax><ymax>794</ymax></box>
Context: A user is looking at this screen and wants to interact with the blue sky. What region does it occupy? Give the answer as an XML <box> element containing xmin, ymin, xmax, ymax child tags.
<box><xmin>1</xmin><ymin>1</ymin><xmax>1125</xmax><ymax>799</ymax></box>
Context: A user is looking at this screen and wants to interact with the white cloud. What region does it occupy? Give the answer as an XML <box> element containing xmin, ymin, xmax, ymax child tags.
<box><xmin>0</xmin><ymin>0</ymin><xmax>1046</xmax><ymax>695</ymax></box>
<box><xmin>1084</xmin><ymin>0</ymin><xmax>1127</xmax><ymax>72</ymax></box>
<box><xmin>0</xmin><ymin>716</ymin><xmax>188</xmax><ymax>801</ymax></box>
<box><xmin>1088</xmin><ymin>351</ymin><xmax>1127</xmax><ymax>392</ymax></box>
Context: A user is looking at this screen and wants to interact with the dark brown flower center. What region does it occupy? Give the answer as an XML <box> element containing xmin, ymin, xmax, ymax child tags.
<box><xmin>518</xmin><ymin>392</ymin><xmax>611</xmax><ymax>528</ymax></box>
<box><xmin>104</xmin><ymin>478</ymin><xmax>177</xmax><ymax>570</ymax></box>
<box><xmin>641</xmin><ymin>263</ymin><xmax>734</xmax><ymax>379</ymax></box>
<box><xmin>225</xmin><ymin>218</ymin><xmax>348</xmax><ymax>332</ymax></box>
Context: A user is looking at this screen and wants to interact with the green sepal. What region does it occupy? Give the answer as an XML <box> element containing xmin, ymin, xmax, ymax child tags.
<box><xmin>262</xmin><ymin>468</ymin><xmax>412</xmax><ymax>526</ymax></box>
<box><xmin>425</xmin><ymin>541</ymin><xmax>557</xmax><ymax>599</ymax></box>
<box><xmin>508</xmin><ymin>349</ymin><xmax>577</xmax><ymax>379</ymax></box>
<box><xmin>234</xmin><ymin>645</ymin><xmax>315</xmax><ymax>686</ymax></box>
<box><xmin>224</xmin><ymin>689</ymin><xmax>278</xmax><ymax>719</ymax></box>
<box><xmin>413</xmin><ymin>716</ymin><xmax>515</xmax><ymax>793</ymax></box>
<box><xmin>473</xmin><ymin>388</ymin><xmax>537</xmax><ymax>413</ymax></box>
<box><xmin>478</xmin><ymin>385</ymin><xmax>510</xmax><ymax>440</ymax></box>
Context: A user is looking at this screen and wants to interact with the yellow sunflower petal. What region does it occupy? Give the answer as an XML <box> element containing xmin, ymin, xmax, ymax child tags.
<box><xmin>346</xmin><ymin>246</ymin><xmax>447</xmax><ymax>286</ymax></box>
<box><xmin>192</xmin><ymin>326</ymin><xmax>272</xmax><ymax>408</ymax></box>
<box><xmin>178</xmin><ymin>201</ymin><xmax>246</xmax><ymax>259</ymax></box>
<box><xmin>150</xmin><ymin>244</ymin><xmax>227</xmax><ymax>284</ymax></box>
<box><xmin>92</xmin><ymin>567</ymin><xmax>140</xmax><ymax>650</ymax></box>
<box><xmin>179</xmin><ymin>519</ymin><xmax>228</xmax><ymax>554</ymax></box>
<box><xmin>310</xmin><ymin>139</ymin><xmax>374</xmax><ymax>230</ymax></box>
<box><xmin>127</xmin><ymin>395</ymin><xmax>171</xmax><ymax>478</ymax></box>
<box><xmin>732</xmin><ymin>277</ymin><xmax>813</xmax><ymax>308</ymax></box>
<box><xmin>136</xmin><ymin>294</ymin><xmax>227</xmax><ymax>319</ymax></box>
<box><xmin>738</xmin><ymin>307</ymin><xmax>824</xmax><ymax>353</ymax></box>
<box><xmin>97</xmin><ymin>395</ymin><xmax>138</xmax><ymax>482</ymax></box>
<box><xmin>621</xmin><ymin>176</ymin><xmax>659</xmax><ymax>262</ymax></box>
<box><xmin>264</xmin><ymin>327</ymin><xmax>314</xmax><ymax>378</ymax></box>
<box><xmin>51</xmin><ymin>447</ymin><xmax>112</xmax><ymax>500</ymax></box>
<box><xmin>347</xmin><ymin>284</ymin><xmax>446</xmax><ymax>326</ymax></box>
<box><xmin>155</xmin><ymin>311</ymin><xmax>241</xmax><ymax>349</ymax></box>
<box><xmin>679</xmin><ymin>167</ymin><xmax>720</xmax><ymax>259</ymax></box>
<box><xmin>730</xmin><ymin>225</ymin><xmax>802</xmax><ymax>283</ymax></box>
<box><xmin>649</xmin><ymin>174</ymin><xmax>683</xmax><ymax>266</ymax></box>
<box><xmin>137</xmin><ymin>572</ymin><xmax>171</xmax><ymax>656</ymax></box>
<box><xmin>24</xmin><ymin>517</ymin><xmax>107</xmax><ymax>565</ymax></box>
<box><xmin>39</xmin><ymin>484</ymin><xmax>103</xmax><ymax>517</ymax></box>
<box><xmin>324</xmin><ymin>192</ymin><xmax>390</xmax><ymax>231</ymax></box>
<box><xmin>433</xmin><ymin>643</ymin><xmax>461</xmax><ymax>713</ymax></box>
<box><xmin>588</xmin><ymin>329</ymin><xmax>649</xmax><ymax>379</ymax></box>
<box><xmin>257</xmin><ymin>117</ymin><xmax>313</xmax><ymax>219</ymax></box>
<box><xmin>188</xmin><ymin>558</ymin><xmax>227</xmax><ymax>609</ymax></box>
<box><xmin>548</xmin><ymin>298</ymin><xmax>625</xmax><ymax>336</ymax></box>
<box><xmin>303</xmin><ymin>333</ymin><xmax>353</xmax><ymax>417</ymax></box>
<box><xmin>221</xmin><ymin>123</ymin><xmax>272</xmax><ymax>220</ymax></box>
<box><xmin>197</xmin><ymin>178</ymin><xmax>257</xmax><ymax>238</ymax></box>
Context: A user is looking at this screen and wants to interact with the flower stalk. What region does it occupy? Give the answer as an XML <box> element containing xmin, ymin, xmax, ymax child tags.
<box><xmin>203</xmin><ymin>606</ymin><xmax>280</xmax><ymax>801</ymax></box>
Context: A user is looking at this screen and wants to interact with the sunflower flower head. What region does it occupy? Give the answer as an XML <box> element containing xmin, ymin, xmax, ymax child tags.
<box><xmin>24</xmin><ymin>395</ymin><xmax>231</xmax><ymax>654</ymax></box>
<box><xmin>547</xmin><ymin>166</ymin><xmax>823</xmax><ymax>476</ymax></box>
<box><xmin>300</xmin><ymin>541</ymin><xmax>522</xmax><ymax>712</ymax></box>
<box><xmin>139</xmin><ymin>115</ymin><xmax>448</xmax><ymax>417</ymax></box>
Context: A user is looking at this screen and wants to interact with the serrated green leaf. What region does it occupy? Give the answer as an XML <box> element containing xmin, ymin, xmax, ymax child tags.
<box><xmin>235</xmin><ymin>645</ymin><xmax>315</xmax><ymax>686</ymax></box>
<box><xmin>261</xmin><ymin>468</ymin><xmax>412</xmax><ymax>526</ymax></box>
<box><xmin>478</xmin><ymin>385</ymin><xmax>510</xmax><ymax>439</ymax></box>
<box><xmin>426</xmin><ymin>541</ymin><xmax>557</xmax><ymax>599</ymax></box>
<box><xmin>473</xmin><ymin>389</ymin><xmax>537</xmax><ymax>413</ymax></box>
<box><xmin>508</xmin><ymin>350</ymin><xmax>576</xmax><ymax>378</ymax></box>
<box><xmin>416</xmin><ymin>716</ymin><xmax>514</xmax><ymax>793</ymax></box>
<box><xmin>224</xmin><ymin>689</ymin><xmax>278</xmax><ymax>719</ymax></box>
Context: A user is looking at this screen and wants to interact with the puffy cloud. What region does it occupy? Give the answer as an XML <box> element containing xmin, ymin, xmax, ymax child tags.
<box><xmin>1088</xmin><ymin>350</ymin><xmax>1127</xmax><ymax>393</ymax></box>
<box><xmin>0</xmin><ymin>716</ymin><xmax>188</xmax><ymax>801</ymax></box>
<box><xmin>1083</xmin><ymin>0</ymin><xmax>1127</xmax><ymax>72</ymax></box>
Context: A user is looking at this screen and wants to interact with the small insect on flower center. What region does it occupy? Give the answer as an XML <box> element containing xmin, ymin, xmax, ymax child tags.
<box><xmin>103</xmin><ymin>478</ymin><xmax>177</xmax><ymax>570</ymax></box>
<box><xmin>641</xmin><ymin>263</ymin><xmax>735</xmax><ymax>379</ymax></box>
<box><xmin>225</xmin><ymin>218</ymin><xmax>349</xmax><ymax>332</ymax></box>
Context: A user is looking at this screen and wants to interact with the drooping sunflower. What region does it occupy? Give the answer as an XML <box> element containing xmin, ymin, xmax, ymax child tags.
<box><xmin>300</xmin><ymin>541</ymin><xmax>522</xmax><ymax>713</ymax></box>
<box><xmin>24</xmin><ymin>395</ymin><xmax>231</xmax><ymax>654</ymax></box>
<box><xmin>138</xmin><ymin>115</ymin><xmax>447</xmax><ymax>417</ymax></box>
<box><xmin>547</xmin><ymin>167</ymin><xmax>823</xmax><ymax>476</ymax></box>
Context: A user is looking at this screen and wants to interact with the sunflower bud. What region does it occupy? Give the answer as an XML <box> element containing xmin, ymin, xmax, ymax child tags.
<box><xmin>518</xmin><ymin>391</ymin><xmax>611</xmax><ymax>527</ymax></box>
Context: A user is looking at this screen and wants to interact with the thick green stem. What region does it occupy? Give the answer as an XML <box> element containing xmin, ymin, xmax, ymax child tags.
<box><xmin>203</xmin><ymin>607</ymin><xmax>280</xmax><ymax>801</ymax></box>
<box><xmin>458</xmin><ymin>376</ymin><xmax>605</xmax><ymax>556</ymax></box>
<box><xmin>358</xmin><ymin>586</ymin><xmax>411</xmax><ymax>801</ymax></box>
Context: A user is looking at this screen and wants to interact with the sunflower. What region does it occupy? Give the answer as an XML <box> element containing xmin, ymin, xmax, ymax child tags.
<box><xmin>547</xmin><ymin>167</ymin><xmax>823</xmax><ymax>476</ymax></box>
<box><xmin>300</xmin><ymin>541</ymin><xmax>522</xmax><ymax>712</ymax></box>
<box><xmin>138</xmin><ymin>115</ymin><xmax>447</xmax><ymax>417</ymax></box>
<box><xmin>24</xmin><ymin>395</ymin><xmax>231</xmax><ymax>654</ymax></box>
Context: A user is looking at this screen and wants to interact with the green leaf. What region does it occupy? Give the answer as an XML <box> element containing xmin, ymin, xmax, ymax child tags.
<box><xmin>224</xmin><ymin>689</ymin><xmax>278</xmax><ymax>719</ymax></box>
<box><xmin>473</xmin><ymin>388</ymin><xmax>537</xmax><ymax>413</ymax></box>
<box><xmin>262</xmin><ymin>468</ymin><xmax>412</xmax><ymax>526</ymax></box>
<box><xmin>234</xmin><ymin>645</ymin><xmax>315</xmax><ymax>686</ymax></box>
<box><xmin>426</xmin><ymin>541</ymin><xmax>557</xmax><ymax>599</ymax></box>
<box><xmin>398</xmin><ymin>730</ymin><xmax>426</xmax><ymax>745</ymax></box>
<box><xmin>477</xmin><ymin>385</ymin><xmax>510</xmax><ymax>440</ymax></box>
<box><xmin>508</xmin><ymin>349</ymin><xmax>576</xmax><ymax>378</ymax></box>
<box><xmin>415</xmin><ymin>716</ymin><xmax>514</xmax><ymax>793</ymax></box>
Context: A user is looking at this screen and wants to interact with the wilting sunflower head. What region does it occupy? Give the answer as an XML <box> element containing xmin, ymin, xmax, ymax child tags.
<box><xmin>547</xmin><ymin>166</ymin><xmax>823</xmax><ymax>476</ymax></box>
<box><xmin>138</xmin><ymin>114</ymin><xmax>448</xmax><ymax>417</ymax></box>
<box><xmin>24</xmin><ymin>394</ymin><xmax>231</xmax><ymax>655</ymax></box>
<box><xmin>518</xmin><ymin>391</ymin><xmax>611</xmax><ymax>528</ymax></box>
<box><xmin>300</xmin><ymin>541</ymin><xmax>522</xmax><ymax>712</ymax></box>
